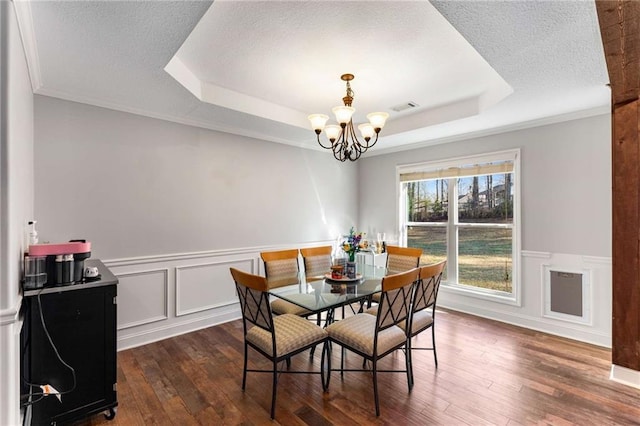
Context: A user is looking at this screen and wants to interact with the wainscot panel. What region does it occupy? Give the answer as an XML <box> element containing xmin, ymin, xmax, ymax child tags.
<box><xmin>117</xmin><ymin>268</ymin><xmax>169</xmax><ymax>330</ymax></box>
<box><xmin>438</xmin><ymin>251</ymin><xmax>612</xmax><ymax>347</ymax></box>
<box><xmin>175</xmin><ymin>258</ymin><xmax>256</xmax><ymax>317</ymax></box>
<box><xmin>104</xmin><ymin>242</ymin><xmax>333</xmax><ymax>350</ymax></box>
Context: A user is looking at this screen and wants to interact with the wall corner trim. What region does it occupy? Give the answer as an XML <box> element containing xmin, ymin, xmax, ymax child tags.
<box><xmin>610</xmin><ymin>364</ymin><xmax>640</xmax><ymax>389</ymax></box>
<box><xmin>0</xmin><ymin>296</ymin><xmax>22</xmax><ymax>326</ymax></box>
<box><xmin>12</xmin><ymin>0</ymin><xmax>42</xmax><ymax>92</ymax></box>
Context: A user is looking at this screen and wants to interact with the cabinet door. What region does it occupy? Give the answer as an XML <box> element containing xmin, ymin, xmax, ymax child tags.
<box><xmin>28</xmin><ymin>285</ymin><xmax>117</xmax><ymax>425</ymax></box>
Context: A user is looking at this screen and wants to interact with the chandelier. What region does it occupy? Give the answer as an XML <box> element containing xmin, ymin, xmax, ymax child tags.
<box><xmin>308</xmin><ymin>74</ymin><xmax>389</xmax><ymax>162</ymax></box>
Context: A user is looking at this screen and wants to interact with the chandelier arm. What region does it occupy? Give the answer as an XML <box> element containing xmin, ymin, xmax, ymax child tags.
<box><xmin>316</xmin><ymin>133</ymin><xmax>335</xmax><ymax>150</ymax></box>
<box><xmin>346</xmin><ymin>120</ymin><xmax>363</xmax><ymax>148</ymax></box>
<box><xmin>349</xmin><ymin>139</ymin><xmax>363</xmax><ymax>161</ymax></box>
<box><xmin>332</xmin><ymin>137</ymin><xmax>345</xmax><ymax>161</ymax></box>
<box><xmin>364</xmin><ymin>132</ymin><xmax>380</xmax><ymax>149</ymax></box>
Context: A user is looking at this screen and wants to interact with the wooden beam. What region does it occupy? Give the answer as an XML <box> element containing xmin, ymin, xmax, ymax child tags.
<box><xmin>596</xmin><ymin>1</ymin><xmax>640</xmax><ymax>105</ymax></box>
<box><xmin>611</xmin><ymin>100</ymin><xmax>640</xmax><ymax>369</ymax></box>
<box><xmin>597</xmin><ymin>0</ymin><xmax>640</xmax><ymax>370</ymax></box>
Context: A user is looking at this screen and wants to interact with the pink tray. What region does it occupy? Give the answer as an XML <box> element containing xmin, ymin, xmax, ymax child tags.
<box><xmin>29</xmin><ymin>241</ymin><xmax>91</xmax><ymax>256</ymax></box>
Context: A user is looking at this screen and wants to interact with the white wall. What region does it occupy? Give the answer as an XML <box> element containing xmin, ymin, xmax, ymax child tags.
<box><xmin>34</xmin><ymin>96</ymin><xmax>357</xmax><ymax>348</ymax></box>
<box><xmin>359</xmin><ymin>114</ymin><xmax>612</xmax><ymax>346</ymax></box>
<box><xmin>1</xmin><ymin>1</ymin><xmax>35</xmax><ymax>424</ymax></box>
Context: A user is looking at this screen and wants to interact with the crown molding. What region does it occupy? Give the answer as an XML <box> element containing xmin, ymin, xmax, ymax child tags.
<box><xmin>35</xmin><ymin>88</ymin><xmax>610</xmax><ymax>160</ymax></box>
<box><xmin>370</xmin><ymin>105</ymin><xmax>612</xmax><ymax>157</ymax></box>
<box><xmin>13</xmin><ymin>0</ymin><xmax>42</xmax><ymax>92</ymax></box>
<box><xmin>35</xmin><ymin>88</ymin><xmax>323</xmax><ymax>152</ymax></box>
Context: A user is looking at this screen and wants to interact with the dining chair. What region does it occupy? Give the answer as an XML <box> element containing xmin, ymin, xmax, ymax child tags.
<box><xmin>385</xmin><ymin>245</ymin><xmax>423</xmax><ymax>274</ymax></box>
<box><xmin>369</xmin><ymin>245</ymin><xmax>423</xmax><ymax>307</ymax></box>
<box><xmin>401</xmin><ymin>260</ymin><xmax>446</xmax><ymax>386</ymax></box>
<box><xmin>300</xmin><ymin>245</ymin><xmax>332</xmax><ymax>281</ymax></box>
<box><xmin>325</xmin><ymin>267</ymin><xmax>420</xmax><ymax>416</ymax></box>
<box><xmin>229</xmin><ymin>267</ymin><xmax>330</xmax><ymax>419</ymax></box>
<box><xmin>260</xmin><ymin>249</ymin><xmax>312</xmax><ymax>317</ymax></box>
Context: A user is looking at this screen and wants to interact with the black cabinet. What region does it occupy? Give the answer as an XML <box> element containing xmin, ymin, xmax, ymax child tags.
<box><xmin>21</xmin><ymin>260</ymin><xmax>118</xmax><ymax>425</ymax></box>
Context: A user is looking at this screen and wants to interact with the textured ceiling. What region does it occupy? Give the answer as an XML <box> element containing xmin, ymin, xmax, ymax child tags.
<box><xmin>18</xmin><ymin>0</ymin><xmax>609</xmax><ymax>156</ymax></box>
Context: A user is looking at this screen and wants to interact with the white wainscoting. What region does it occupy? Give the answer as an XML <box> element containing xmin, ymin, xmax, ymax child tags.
<box><xmin>438</xmin><ymin>250</ymin><xmax>612</xmax><ymax>348</ymax></box>
<box><xmin>104</xmin><ymin>242</ymin><xmax>332</xmax><ymax>351</ymax></box>
<box><xmin>117</xmin><ymin>268</ymin><xmax>169</xmax><ymax>330</ymax></box>
<box><xmin>175</xmin><ymin>258</ymin><xmax>256</xmax><ymax>317</ymax></box>
<box><xmin>105</xmin><ymin>246</ymin><xmax>612</xmax><ymax>351</ymax></box>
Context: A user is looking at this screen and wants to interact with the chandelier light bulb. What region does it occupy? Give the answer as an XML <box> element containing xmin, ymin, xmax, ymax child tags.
<box><xmin>358</xmin><ymin>123</ymin><xmax>375</xmax><ymax>141</ymax></box>
<box><xmin>324</xmin><ymin>125</ymin><xmax>342</xmax><ymax>142</ymax></box>
<box><xmin>308</xmin><ymin>114</ymin><xmax>329</xmax><ymax>133</ymax></box>
<box><xmin>366</xmin><ymin>112</ymin><xmax>389</xmax><ymax>130</ymax></box>
<box><xmin>332</xmin><ymin>106</ymin><xmax>355</xmax><ymax>125</ymax></box>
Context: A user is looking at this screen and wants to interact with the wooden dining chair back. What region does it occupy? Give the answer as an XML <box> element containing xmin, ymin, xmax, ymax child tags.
<box><xmin>401</xmin><ymin>260</ymin><xmax>446</xmax><ymax>385</ymax></box>
<box><xmin>325</xmin><ymin>267</ymin><xmax>420</xmax><ymax>416</ymax></box>
<box><xmin>300</xmin><ymin>246</ymin><xmax>332</xmax><ymax>280</ymax></box>
<box><xmin>385</xmin><ymin>245</ymin><xmax>423</xmax><ymax>274</ymax></box>
<box><xmin>230</xmin><ymin>267</ymin><xmax>329</xmax><ymax>419</ymax></box>
<box><xmin>376</xmin><ymin>268</ymin><xmax>417</xmax><ymax>332</ymax></box>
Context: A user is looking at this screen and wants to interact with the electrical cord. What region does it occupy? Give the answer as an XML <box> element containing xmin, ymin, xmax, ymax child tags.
<box><xmin>20</xmin><ymin>290</ymin><xmax>77</xmax><ymax>408</ymax></box>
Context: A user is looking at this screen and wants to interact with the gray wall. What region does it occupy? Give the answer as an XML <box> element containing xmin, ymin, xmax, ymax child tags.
<box><xmin>1</xmin><ymin>1</ymin><xmax>35</xmax><ymax>424</ymax></box>
<box><xmin>358</xmin><ymin>114</ymin><xmax>612</xmax><ymax>346</ymax></box>
<box><xmin>34</xmin><ymin>96</ymin><xmax>358</xmax><ymax>260</ymax></box>
<box><xmin>359</xmin><ymin>114</ymin><xmax>612</xmax><ymax>257</ymax></box>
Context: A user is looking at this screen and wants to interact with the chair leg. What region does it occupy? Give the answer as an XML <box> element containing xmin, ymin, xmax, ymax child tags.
<box><xmin>340</xmin><ymin>346</ymin><xmax>345</xmax><ymax>378</ymax></box>
<box><xmin>406</xmin><ymin>339</ymin><xmax>413</xmax><ymax>391</ymax></box>
<box><xmin>372</xmin><ymin>358</ymin><xmax>380</xmax><ymax>416</ymax></box>
<box><xmin>242</xmin><ymin>342</ymin><xmax>248</xmax><ymax>391</ymax></box>
<box><xmin>270</xmin><ymin>360</ymin><xmax>278</xmax><ymax>419</ymax></box>
<box><xmin>286</xmin><ymin>357</ymin><xmax>291</xmax><ymax>369</ymax></box>
<box><xmin>321</xmin><ymin>341</ymin><xmax>331</xmax><ymax>391</ymax></box>
<box><xmin>432</xmin><ymin>326</ymin><xmax>438</xmax><ymax>368</ymax></box>
<box><xmin>310</xmin><ymin>315</ymin><xmax>321</xmax><ymax>359</ymax></box>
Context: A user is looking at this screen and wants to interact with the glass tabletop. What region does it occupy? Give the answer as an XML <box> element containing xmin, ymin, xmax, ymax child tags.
<box><xmin>268</xmin><ymin>264</ymin><xmax>387</xmax><ymax>313</ymax></box>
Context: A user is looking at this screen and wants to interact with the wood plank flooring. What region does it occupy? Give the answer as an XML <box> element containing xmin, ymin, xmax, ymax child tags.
<box><xmin>72</xmin><ymin>309</ymin><xmax>640</xmax><ymax>425</ymax></box>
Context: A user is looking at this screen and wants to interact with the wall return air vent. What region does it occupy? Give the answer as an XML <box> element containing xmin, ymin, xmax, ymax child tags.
<box><xmin>543</xmin><ymin>265</ymin><xmax>592</xmax><ymax>325</ymax></box>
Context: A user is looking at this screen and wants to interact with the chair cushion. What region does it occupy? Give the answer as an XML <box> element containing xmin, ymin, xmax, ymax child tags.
<box><xmin>326</xmin><ymin>313</ymin><xmax>406</xmax><ymax>357</ymax></box>
<box><xmin>398</xmin><ymin>310</ymin><xmax>433</xmax><ymax>335</ymax></box>
<box><xmin>270</xmin><ymin>299</ymin><xmax>312</xmax><ymax>316</ymax></box>
<box><xmin>246</xmin><ymin>314</ymin><xmax>327</xmax><ymax>357</ymax></box>
<box><xmin>370</xmin><ymin>292</ymin><xmax>381</xmax><ymax>303</ymax></box>
<box><xmin>364</xmin><ymin>305</ymin><xmax>378</xmax><ymax>316</ymax></box>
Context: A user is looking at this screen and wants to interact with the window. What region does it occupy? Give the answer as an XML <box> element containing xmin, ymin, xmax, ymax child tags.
<box><xmin>398</xmin><ymin>150</ymin><xmax>520</xmax><ymax>303</ymax></box>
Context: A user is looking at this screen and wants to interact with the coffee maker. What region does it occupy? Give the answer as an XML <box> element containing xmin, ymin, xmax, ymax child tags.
<box><xmin>24</xmin><ymin>240</ymin><xmax>91</xmax><ymax>290</ymax></box>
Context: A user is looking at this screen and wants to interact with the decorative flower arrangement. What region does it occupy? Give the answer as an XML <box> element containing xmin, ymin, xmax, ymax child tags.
<box><xmin>342</xmin><ymin>227</ymin><xmax>366</xmax><ymax>262</ymax></box>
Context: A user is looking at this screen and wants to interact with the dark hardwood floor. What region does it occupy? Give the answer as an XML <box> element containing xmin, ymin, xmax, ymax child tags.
<box><xmin>73</xmin><ymin>309</ymin><xmax>640</xmax><ymax>425</ymax></box>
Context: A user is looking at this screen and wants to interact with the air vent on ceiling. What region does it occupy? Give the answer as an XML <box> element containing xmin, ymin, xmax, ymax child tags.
<box><xmin>390</xmin><ymin>101</ymin><xmax>419</xmax><ymax>112</ymax></box>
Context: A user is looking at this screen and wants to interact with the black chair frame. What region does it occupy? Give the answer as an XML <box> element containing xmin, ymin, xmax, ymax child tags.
<box><xmin>234</xmin><ymin>275</ymin><xmax>330</xmax><ymax>419</ymax></box>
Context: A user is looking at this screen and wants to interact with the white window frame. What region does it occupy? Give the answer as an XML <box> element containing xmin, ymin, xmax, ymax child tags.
<box><xmin>396</xmin><ymin>149</ymin><xmax>521</xmax><ymax>306</ymax></box>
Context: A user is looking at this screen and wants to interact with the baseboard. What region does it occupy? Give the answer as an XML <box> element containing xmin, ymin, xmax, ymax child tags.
<box><xmin>440</xmin><ymin>300</ymin><xmax>611</xmax><ymax>348</ymax></box>
<box><xmin>610</xmin><ymin>364</ymin><xmax>640</xmax><ymax>389</ymax></box>
<box><xmin>117</xmin><ymin>303</ymin><xmax>241</xmax><ymax>351</ymax></box>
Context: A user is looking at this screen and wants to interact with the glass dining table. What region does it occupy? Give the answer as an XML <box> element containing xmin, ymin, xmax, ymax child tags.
<box><xmin>268</xmin><ymin>263</ymin><xmax>387</xmax><ymax>323</ymax></box>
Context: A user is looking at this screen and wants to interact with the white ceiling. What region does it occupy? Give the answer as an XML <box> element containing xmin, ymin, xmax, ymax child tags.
<box><xmin>16</xmin><ymin>0</ymin><xmax>610</xmax><ymax>157</ymax></box>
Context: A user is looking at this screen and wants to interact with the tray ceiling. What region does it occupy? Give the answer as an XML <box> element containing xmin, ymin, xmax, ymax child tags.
<box><xmin>17</xmin><ymin>0</ymin><xmax>609</xmax><ymax>156</ymax></box>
